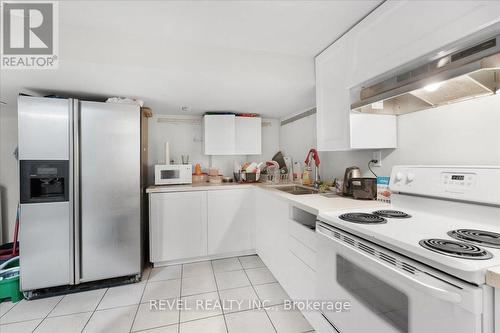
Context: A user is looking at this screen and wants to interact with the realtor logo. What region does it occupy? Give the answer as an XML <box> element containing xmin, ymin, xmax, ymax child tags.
<box><xmin>1</xmin><ymin>1</ymin><xmax>58</xmax><ymax>69</ymax></box>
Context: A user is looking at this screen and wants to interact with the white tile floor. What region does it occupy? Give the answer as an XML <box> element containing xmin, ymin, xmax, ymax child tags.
<box><xmin>0</xmin><ymin>255</ymin><xmax>314</xmax><ymax>333</ymax></box>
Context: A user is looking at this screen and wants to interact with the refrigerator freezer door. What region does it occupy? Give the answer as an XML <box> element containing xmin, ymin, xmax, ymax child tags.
<box><xmin>19</xmin><ymin>202</ymin><xmax>71</xmax><ymax>291</ymax></box>
<box><xmin>79</xmin><ymin>101</ymin><xmax>141</xmax><ymax>282</ymax></box>
<box><xmin>18</xmin><ymin>96</ymin><xmax>70</xmax><ymax>160</ymax></box>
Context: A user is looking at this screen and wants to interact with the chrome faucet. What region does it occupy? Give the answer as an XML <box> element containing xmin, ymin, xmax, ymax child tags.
<box><xmin>304</xmin><ymin>148</ymin><xmax>321</xmax><ymax>188</ymax></box>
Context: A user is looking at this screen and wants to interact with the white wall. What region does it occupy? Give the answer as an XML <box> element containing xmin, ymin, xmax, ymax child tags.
<box><xmin>280</xmin><ymin>94</ymin><xmax>500</xmax><ymax>181</ymax></box>
<box><xmin>279</xmin><ymin>112</ymin><xmax>374</xmax><ymax>180</ymax></box>
<box><xmin>148</xmin><ymin>115</ymin><xmax>280</xmax><ymax>183</ymax></box>
<box><xmin>279</xmin><ymin>113</ymin><xmax>317</xmax><ymax>166</ymax></box>
<box><xmin>378</xmin><ymin>94</ymin><xmax>500</xmax><ymax>174</ymax></box>
<box><xmin>249</xmin><ymin>118</ymin><xmax>281</xmax><ymax>162</ymax></box>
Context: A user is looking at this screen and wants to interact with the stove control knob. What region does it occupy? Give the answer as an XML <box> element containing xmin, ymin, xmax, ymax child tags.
<box><xmin>406</xmin><ymin>173</ymin><xmax>415</xmax><ymax>183</ymax></box>
<box><xmin>395</xmin><ymin>172</ymin><xmax>406</xmax><ymax>183</ymax></box>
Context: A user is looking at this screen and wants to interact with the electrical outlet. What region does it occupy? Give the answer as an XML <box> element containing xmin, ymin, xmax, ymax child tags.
<box><xmin>372</xmin><ymin>151</ymin><xmax>382</xmax><ymax>167</ymax></box>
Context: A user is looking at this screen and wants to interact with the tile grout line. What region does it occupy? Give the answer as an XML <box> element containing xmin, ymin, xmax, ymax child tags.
<box><xmin>210</xmin><ymin>260</ymin><xmax>230</xmax><ymax>333</ymax></box>
<box><xmin>131</xmin><ymin>310</ymin><xmax>313</xmax><ymax>333</ymax></box>
<box><xmin>177</xmin><ymin>264</ymin><xmax>184</xmax><ymax>333</ymax></box>
<box><xmin>0</xmin><ymin>298</ymin><xmax>21</xmax><ymax>320</ymax></box>
<box><xmin>180</xmin><ymin>312</ymin><xmax>227</xmax><ymax>326</ymax></box>
<box><xmin>133</xmin><ymin>277</ymin><xmax>277</xmax><ymax>307</ymax></box>
<box><xmin>144</xmin><ymin>264</ymin><xmax>181</xmax><ymax>285</ymax></box>
<box><xmin>133</xmin><ymin>312</ymin><xmax>223</xmax><ymax>333</ymax></box>
<box><xmin>80</xmin><ymin>287</ymin><xmax>110</xmax><ymax>333</ymax></box>
<box><xmin>238</xmin><ymin>256</ymin><xmax>278</xmax><ymax>333</ymax></box>
<box><xmin>129</xmin><ymin>268</ymin><xmax>152</xmax><ymax>333</ymax></box>
<box><xmin>30</xmin><ymin>294</ymin><xmax>66</xmax><ymax>332</ymax></box>
<box><xmin>1</xmin><ymin>264</ymin><xmax>280</xmax><ymax>330</ymax></box>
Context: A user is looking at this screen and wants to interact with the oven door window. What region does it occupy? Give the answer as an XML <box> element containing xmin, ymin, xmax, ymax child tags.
<box><xmin>161</xmin><ymin>169</ymin><xmax>180</xmax><ymax>179</ymax></box>
<box><xmin>337</xmin><ymin>254</ymin><xmax>409</xmax><ymax>333</ymax></box>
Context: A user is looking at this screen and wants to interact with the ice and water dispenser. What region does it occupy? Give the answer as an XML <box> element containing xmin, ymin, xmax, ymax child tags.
<box><xmin>20</xmin><ymin>160</ymin><xmax>69</xmax><ymax>204</ymax></box>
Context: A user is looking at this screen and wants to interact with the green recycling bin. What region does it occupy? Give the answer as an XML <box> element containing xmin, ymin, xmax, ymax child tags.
<box><xmin>0</xmin><ymin>257</ymin><xmax>23</xmax><ymax>303</ymax></box>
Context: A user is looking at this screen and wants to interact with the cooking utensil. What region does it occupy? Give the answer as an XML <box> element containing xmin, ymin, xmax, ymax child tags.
<box><xmin>272</xmin><ymin>151</ymin><xmax>287</xmax><ymax>173</ymax></box>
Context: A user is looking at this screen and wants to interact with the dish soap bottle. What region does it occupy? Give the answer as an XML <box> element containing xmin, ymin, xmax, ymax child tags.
<box><xmin>302</xmin><ymin>168</ymin><xmax>312</xmax><ymax>186</ymax></box>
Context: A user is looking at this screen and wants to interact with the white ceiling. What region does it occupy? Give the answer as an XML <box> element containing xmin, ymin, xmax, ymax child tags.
<box><xmin>1</xmin><ymin>0</ymin><xmax>381</xmax><ymax>118</ymax></box>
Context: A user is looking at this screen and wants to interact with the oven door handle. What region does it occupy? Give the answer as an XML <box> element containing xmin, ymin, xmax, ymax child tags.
<box><xmin>317</xmin><ymin>224</ymin><xmax>463</xmax><ymax>304</ymax></box>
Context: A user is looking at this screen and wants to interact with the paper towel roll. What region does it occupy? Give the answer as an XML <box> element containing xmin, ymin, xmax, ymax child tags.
<box><xmin>164</xmin><ymin>142</ymin><xmax>170</xmax><ymax>165</ymax></box>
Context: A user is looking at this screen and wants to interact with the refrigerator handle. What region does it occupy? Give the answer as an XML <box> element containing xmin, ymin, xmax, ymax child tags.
<box><xmin>68</xmin><ymin>99</ymin><xmax>74</xmax><ymax>284</ymax></box>
<box><xmin>73</xmin><ymin>99</ymin><xmax>81</xmax><ymax>284</ymax></box>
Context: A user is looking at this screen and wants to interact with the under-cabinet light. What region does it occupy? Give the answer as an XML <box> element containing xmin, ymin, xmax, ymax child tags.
<box><xmin>424</xmin><ymin>82</ymin><xmax>443</xmax><ymax>92</ymax></box>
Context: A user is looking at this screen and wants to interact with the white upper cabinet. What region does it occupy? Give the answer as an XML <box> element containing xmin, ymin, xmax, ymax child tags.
<box><xmin>203</xmin><ymin>114</ymin><xmax>236</xmax><ymax>155</ymax></box>
<box><xmin>315</xmin><ymin>36</ymin><xmax>352</xmax><ymax>151</ymax></box>
<box><xmin>349</xmin><ymin>0</ymin><xmax>500</xmax><ymax>88</ymax></box>
<box><xmin>235</xmin><ymin>116</ymin><xmax>262</xmax><ymax>155</ymax></box>
<box><xmin>315</xmin><ymin>32</ymin><xmax>397</xmax><ymax>151</ymax></box>
<box><xmin>315</xmin><ymin>0</ymin><xmax>500</xmax><ymax>151</ymax></box>
<box><xmin>203</xmin><ymin>115</ymin><xmax>262</xmax><ymax>155</ymax></box>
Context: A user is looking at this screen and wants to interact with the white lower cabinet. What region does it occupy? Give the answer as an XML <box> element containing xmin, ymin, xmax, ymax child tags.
<box><xmin>207</xmin><ymin>189</ymin><xmax>254</xmax><ymax>255</ymax></box>
<box><xmin>287</xmin><ymin>248</ymin><xmax>316</xmax><ymax>300</ymax></box>
<box><xmin>255</xmin><ymin>190</ymin><xmax>319</xmax><ymax>300</ymax></box>
<box><xmin>286</xmin><ymin>221</ymin><xmax>317</xmax><ymax>300</ymax></box>
<box><xmin>149</xmin><ymin>187</ymin><xmax>332</xmax><ymax>331</ymax></box>
<box><xmin>255</xmin><ymin>188</ymin><xmax>290</xmax><ymax>283</ymax></box>
<box><xmin>149</xmin><ymin>191</ymin><xmax>208</xmax><ymax>263</ymax></box>
<box><xmin>149</xmin><ymin>188</ymin><xmax>254</xmax><ymax>265</ymax></box>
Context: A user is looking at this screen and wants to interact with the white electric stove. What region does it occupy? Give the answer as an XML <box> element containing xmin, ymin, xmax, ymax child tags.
<box><xmin>316</xmin><ymin>166</ymin><xmax>500</xmax><ymax>333</ymax></box>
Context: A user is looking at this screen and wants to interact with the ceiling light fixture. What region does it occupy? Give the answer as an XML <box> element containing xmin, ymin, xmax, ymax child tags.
<box><xmin>424</xmin><ymin>82</ymin><xmax>443</xmax><ymax>92</ymax></box>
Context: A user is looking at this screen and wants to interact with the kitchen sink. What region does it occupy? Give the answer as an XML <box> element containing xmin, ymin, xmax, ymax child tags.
<box><xmin>273</xmin><ymin>185</ymin><xmax>319</xmax><ymax>195</ymax></box>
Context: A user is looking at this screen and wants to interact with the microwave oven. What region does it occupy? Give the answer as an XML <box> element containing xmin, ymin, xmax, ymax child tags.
<box><xmin>154</xmin><ymin>164</ymin><xmax>192</xmax><ymax>185</ymax></box>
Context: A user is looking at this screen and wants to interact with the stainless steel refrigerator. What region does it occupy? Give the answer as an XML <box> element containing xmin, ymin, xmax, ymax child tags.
<box><xmin>18</xmin><ymin>96</ymin><xmax>141</xmax><ymax>296</ymax></box>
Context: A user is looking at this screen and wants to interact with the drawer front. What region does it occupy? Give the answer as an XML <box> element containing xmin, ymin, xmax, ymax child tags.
<box><xmin>289</xmin><ymin>220</ymin><xmax>317</xmax><ymax>252</ymax></box>
<box><xmin>288</xmin><ymin>234</ymin><xmax>316</xmax><ymax>271</ymax></box>
<box><xmin>287</xmin><ymin>247</ymin><xmax>316</xmax><ymax>300</ymax></box>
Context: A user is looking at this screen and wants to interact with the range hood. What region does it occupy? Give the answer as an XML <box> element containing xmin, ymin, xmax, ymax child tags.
<box><xmin>351</xmin><ymin>36</ymin><xmax>500</xmax><ymax>115</ymax></box>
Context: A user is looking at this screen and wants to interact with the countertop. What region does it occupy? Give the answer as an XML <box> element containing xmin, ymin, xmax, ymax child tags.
<box><xmin>146</xmin><ymin>182</ymin><xmax>386</xmax><ymax>215</ymax></box>
<box><xmin>257</xmin><ymin>185</ymin><xmax>386</xmax><ymax>215</ymax></box>
<box><xmin>486</xmin><ymin>267</ymin><xmax>500</xmax><ymax>288</ymax></box>
<box><xmin>146</xmin><ymin>182</ymin><xmax>253</xmax><ymax>193</ymax></box>
<box><xmin>146</xmin><ymin>182</ymin><xmax>500</xmax><ymax>287</ymax></box>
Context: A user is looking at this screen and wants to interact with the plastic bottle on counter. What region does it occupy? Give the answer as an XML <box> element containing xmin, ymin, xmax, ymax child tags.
<box><xmin>194</xmin><ymin>163</ymin><xmax>202</xmax><ymax>176</ymax></box>
<box><xmin>293</xmin><ymin>162</ymin><xmax>302</xmax><ymax>182</ymax></box>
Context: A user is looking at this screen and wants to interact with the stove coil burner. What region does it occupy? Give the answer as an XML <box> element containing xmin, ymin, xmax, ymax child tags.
<box><xmin>448</xmin><ymin>229</ymin><xmax>500</xmax><ymax>249</ymax></box>
<box><xmin>419</xmin><ymin>238</ymin><xmax>493</xmax><ymax>260</ymax></box>
<box><xmin>372</xmin><ymin>210</ymin><xmax>411</xmax><ymax>219</ymax></box>
<box><xmin>339</xmin><ymin>213</ymin><xmax>387</xmax><ymax>224</ymax></box>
